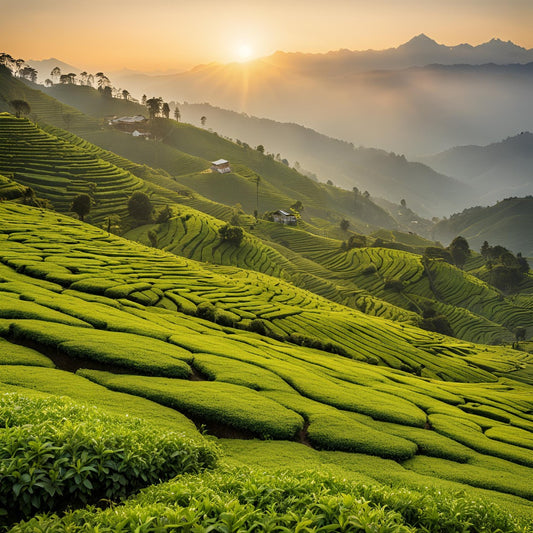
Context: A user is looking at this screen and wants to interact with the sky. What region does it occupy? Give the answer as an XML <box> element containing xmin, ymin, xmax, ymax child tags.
<box><xmin>2</xmin><ymin>0</ymin><xmax>532</xmax><ymax>72</ymax></box>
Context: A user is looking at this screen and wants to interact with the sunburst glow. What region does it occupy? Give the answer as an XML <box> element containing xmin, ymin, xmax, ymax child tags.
<box><xmin>236</xmin><ymin>43</ymin><xmax>253</xmax><ymax>61</ymax></box>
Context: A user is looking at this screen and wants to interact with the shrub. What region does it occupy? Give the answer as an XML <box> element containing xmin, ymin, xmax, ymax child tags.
<box><xmin>127</xmin><ymin>192</ymin><xmax>153</xmax><ymax>222</ymax></box>
<box><xmin>218</xmin><ymin>224</ymin><xmax>244</xmax><ymax>245</ymax></box>
<box><xmin>0</xmin><ymin>393</ymin><xmax>219</xmax><ymax>526</ymax></box>
<box><xmin>362</xmin><ymin>264</ymin><xmax>377</xmax><ymax>274</ymax></box>
<box><xmin>384</xmin><ymin>278</ymin><xmax>404</xmax><ymax>292</ymax></box>
<box><xmin>10</xmin><ymin>469</ymin><xmax>530</xmax><ymax>533</ymax></box>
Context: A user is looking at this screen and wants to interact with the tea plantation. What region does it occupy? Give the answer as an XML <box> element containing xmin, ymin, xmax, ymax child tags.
<box><xmin>1</xmin><ymin>203</ymin><xmax>533</xmax><ymax>529</ymax></box>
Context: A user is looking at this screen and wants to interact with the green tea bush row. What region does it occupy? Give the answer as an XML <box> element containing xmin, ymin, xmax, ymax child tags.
<box><xmin>79</xmin><ymin>370</ymin><xmax>304</xmax><ymax>439</ymax></box>
<box><xmin>9</xmin><ymin>320</ymin><xmax>192</xmax><ymax>378</ymax></box>
<box><xmin>0</xmin><ymin>337</ymin><xmax>54</xmax><ymax>367</ymax></box>
<box><xmin>11</xmin><ymin>469</ymin><xmax>531</xmax><ymax>533</ymax></box>
<box><xmin>429</xmin><ymin>413</ymin><xmax>533</xmax><ymax>467</ymax></box>
<box><xmin>0</xmin><ymin>393</ymin><xmax>219</xmax><ymax>526</ymax></box>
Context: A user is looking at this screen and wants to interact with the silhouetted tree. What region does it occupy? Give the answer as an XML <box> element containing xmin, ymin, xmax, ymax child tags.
<box><xmin>146</xmin><ymin>97</ymin><xmax>162</xmax><ymax>119</ymax></box>
<box><xmin>70</xmin><ymin>194</ymin><xmax>91</xmax><ymax>221</ymax></box>
<box><xmin>162</xmin><ymin>102</ymin><xmax>170</xmax><ymax>119</ymax></box>
<box><xmin>174</xmin><ymin>106</ymin><xmax>181</xmax><ymax>122</ymax></box>
<box><xmin>141</xmin><ymin>94</ymin><xmax>147</xmax><ymax>105</ymax></box>
<box><xmin>0</xmin><ymin>53</ymin><xmax>15</xmax><ymax>70</ymax></box>
<box><xmin>9</xmin><ymin>100</ymin><xmax>30</xmax><ymax>118</ymax></box>
<box><xmin>50</xmin><ymin>66</ymin><xmax>61</xmax><ymax>83</ymax></box>
<box><xmin>14</xmin><ymin>59</ymin><xmax>25</xmax><ymax>76</ymax></box>
<box><xmin>200</xmin><ymin>116</ymin><xmax>206</xmax><ymax>126</ymax></box>
<box><xmin>44</xmin><ymin>79</ymin><xmax>53</xmax><ymax>87</ymax></box>
<box><xmin>256</xmin><ymin>144</ymin><xmax>265</xmax><ymax>153</ymax></box>
<box><xmin>400</xmin><ymin>199</ymin><xmax>407</xmax><ymax>208</ymax></box>
<box><xmin>79</xmin><ymin>71</ymin><xmax>88</xmax><ymax>85</ymax></box>
<box><xmin>340</xmin><ymin>219</ymin><xmax>350</xmax><ymax>231</ymax></box>
<box><xmin>128</xmin><ymin>191</ymin><xmax>153</xmax><ymax>222</ymax></box>
<box><xmin>20</xmin><ymin>66</ymin><xmax>37</xmax><ymax>82</ymax></box>
<box><xmin>122</xmin><ymin>89</ymin><xmax>130</xmax><ymax>100</ymax></box>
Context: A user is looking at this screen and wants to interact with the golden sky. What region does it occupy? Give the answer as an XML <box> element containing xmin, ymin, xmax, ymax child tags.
<box><xmin>2</xmin><ymin>0</ymin><xmax>532</xmax><ymax>71</ymax></box>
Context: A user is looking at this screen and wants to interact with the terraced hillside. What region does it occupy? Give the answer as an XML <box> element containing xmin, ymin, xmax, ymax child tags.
<box><xmin>252</xmin><ymin>222</ymin><xmax>533</xmax><ymax>345</ymax></box>
<box><xmin>2</xmin><ymin>112</ymin><xmax>531</xmax><ymax>351</ymax></box>
<box><xmin>26</xmin><ymin>73</ymin><xmax>400</xmax><ymax>231</ymax></box>
<box><xmin>1</xmin><ymin>202</ymin><xmax>533</xmax><ymax>527</ymax></box>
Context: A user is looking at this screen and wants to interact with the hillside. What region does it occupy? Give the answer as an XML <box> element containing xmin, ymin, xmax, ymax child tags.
<box><xmin>1</xmin><ymin>202</ymin><xmax>533</xmax><ymax>528</ymax></box>
<box><xmin>177</xmin><ymin>102</ymin><xmax>470</xmax><ymax>218</ymax></box>
<box><xmin>0</xmin><ymin>65</ymin><xmax>403</xmax><ymax>233</ymax></box>
<box><xmin>1</xmin><ymin>112</ymin><xmax>531</xmax><ymax>348</ymax></box>
<box><xmin>432</xmin><ymin>197</ymin><xmax>533</xmax><ymax>257</ymax></box>
<box><xmin>108</xmin><ymin>52</ymin><xmax>533</xmax><ymax>156</ymax></box>
<box><xmin>419</xmin><ymin>132</ymin><xmax>533</xmax><ymax>205</ymax></box>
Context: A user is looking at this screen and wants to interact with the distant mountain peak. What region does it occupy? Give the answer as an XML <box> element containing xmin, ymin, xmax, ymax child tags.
<box><xmin>400</xmin><ymin>34</ymin><xmax>441</xmax><ymax>49</ymax></box>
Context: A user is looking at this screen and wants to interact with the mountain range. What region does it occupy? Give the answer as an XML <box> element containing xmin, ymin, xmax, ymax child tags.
<box><xmin>106</xmin><ymin>36</ymin><xmax>533</xmax><ymax>155</ymax></box>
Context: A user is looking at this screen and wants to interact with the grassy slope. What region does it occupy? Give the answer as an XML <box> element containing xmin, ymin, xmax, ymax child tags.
<box><xmin>31</xmin><ymin>75</ymin><xmax>399</xmax><ymax>231</ymax></box>
<box><xmin>0</xmin><ymin>202</ymin><xmax>533</xmax><ymax>525</ymax></box>
<box><xmin>432</xmin><ymin>197</ymin><xmax>533</xmax><ymax>257</ymax></box>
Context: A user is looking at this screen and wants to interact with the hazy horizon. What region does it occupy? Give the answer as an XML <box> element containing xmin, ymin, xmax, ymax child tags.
<box><xmin>2</xmin><ymin>0</ymin><xmax>532</xmax><ymax>72</ymax></box>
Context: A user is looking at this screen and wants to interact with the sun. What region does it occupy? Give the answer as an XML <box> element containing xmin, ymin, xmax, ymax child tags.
<box><xmin>236</xmin><ymin>43</ymin><xmax>253</xmax><ymax>62</ymax></box>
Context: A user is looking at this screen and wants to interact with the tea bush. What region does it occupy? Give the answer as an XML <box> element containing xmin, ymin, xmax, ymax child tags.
<box><xmin>11</xmin><ymin>469</ymin><xmax>531</xmax><ymax>533</ymax></box>
<box><xmin>0</xmin><ymin>393</ymin><xmax>219</xmax><ymax>526</ymax></box>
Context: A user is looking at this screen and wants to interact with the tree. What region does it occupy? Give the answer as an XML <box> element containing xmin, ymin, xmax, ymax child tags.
<box><xmin>480</xmin><ymin>240</ymin><xmax>490</xmax><ymax>259</ymax></box>
<box><xmin>290</xmin><ymin>200</ymin><xmax>303</xmax><ymax>212</ymax></box>
<box><xmin>161</xmin><ymin>102</ymin><xmax>170</xmax><ymax>119</ymax></box>
<box><xmin>514</xmin><ymin>326</ymin><xmax>526</xmax><ymax>343</ymax></box>
<box><xmin>146</xmin><ymin>97</ymin><xmax>162</xmax><ymax>119</ymax></box>
<box><xmin>200</xmin><ymin>116</ymin><xmax>206</xmax><ymax>126</ymax></box>
<box><xmin>0</xmin><ymin>53</ymin><xmax>15</xmax><ymax>70</ymax></box>
<box><xmin>400</xmin><ymin>199</ymin><xmax>407</xmax><ymax>208</ymax></box>
<box><xmin>14</xmin><ymin>58</ymin><xmax>25</xmax><ymax>77</ymax></box>
<box><xmin>218</xmin><ymin>224</ymin><xmax>244</xmax><ymax>246</ymax></box>
<box><xmin>448</xmin><ymin>236</ymin><xmax>470</xmax><ymax>269</ymax></box>
<box><xmin>9</xmin><ymin>100</ymin><xmax>31</xmax><ymax>118</ymax></box>
<box><xmin>174</xmin><ymin>106</ymin><xmax>181</xmax><ymax>122</ymax></box>
<box><xmin>79</xmin><ymin>71</ymin><xmax>88</xmax><ymax>85</ymax></box>
<box><xmin>20</xmin><ymin>66</ymin><xmax>37</xmax><ymax>82</ymax></box>
<box><xmin>256</xmin><ymin>144</ymin><xmax>265</xmax><ymax>153</ymax></box>
<box><xmin>44</xmin><ymin>79</ymin><xmax>53</xmax><ymax>87</ymax></box>
<box><xmin>156</xmin><ymin>205</ymin><xmax>173</xmax><ymax>224</ymax></box>
<box><xmin>70</xmin><ymin>194</ymin><xmax>91</xmax><ymax>221</ymax></box>
<box><xmin>141</xmin><ymin>94</ymin><xmax>147</xmax><ymax>105</ymax></box>
<box><xmin>122</xmin><ymin>89</ymin><xmax>130</xmax><ymax>100</ymax></box>
<box><xmin>50</xmin><ymin>66</ymin><xmax>61</xmax><ymax>83</ymax></box>
<box><xmin>128</xmin><ymin>192</ymin><xmax>153</xmax><ymax>222</ymax></box>
<box><xmin>340</xmin><ymin>219</ymin><xmax>350</xmax><ymax>231</ymax></box>
<box><xmin>516</xmin><ymin>253</ymin><xmax>530</xmax><ymax>274</ymax></box>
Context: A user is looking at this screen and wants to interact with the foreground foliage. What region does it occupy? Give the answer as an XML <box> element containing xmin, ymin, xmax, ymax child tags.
<box><xmin>11</xmin><ymin>469</ymin><xmax>531</xmax><ymax>532</ymax></box>
<box><xmin>0</xmin><ymin>394</ymin><xmax>219</xmax><ymax>526</ymax></box>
